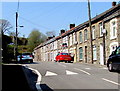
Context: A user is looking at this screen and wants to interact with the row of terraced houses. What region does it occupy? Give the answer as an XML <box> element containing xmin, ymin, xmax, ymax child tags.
<box><xmin>34</xmin><ymin>2</ymin><xmax>120</xmax><ymax>65</ymax></box>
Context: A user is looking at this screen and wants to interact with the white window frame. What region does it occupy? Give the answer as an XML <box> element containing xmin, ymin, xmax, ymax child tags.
<box><xmin>99</xmin><ymin>22</ymin><xmax>103</xmax><ymax>37</ymax></box>
<box><xmin>92</xmin><ymin>26</ymin><xmax>96</xmax><ymax>39</ymax></box>
<box><xmin>66</xmin><ymin>36</ymin><xmax>68</xmax><ymax>47</ymax></box>
<box><xmin>79</xmin><ymin>31</ymin><xmax>82</xmax><ymax>43</ymax></box>
<box><xmin>73</xmin><ymin>32</ymin><xmax>76</xmax><ymax>44</ymax></box>
<box><xmin>79</xmin><ymin>47</ymin><xmax>83</xmax><ymax>60</ymax></box>
<box><xmin>110</xmin><ymin>18</ymin><xmax>117</xmax><ymax>40</ymax></box>
<box><xmin>69</xmin><ymin>34</ymin><xmax>73</xmax><ymax>46</ymax></box>
<box><xmin>93</xmin><ymin>45</ymin><xmax>97</xmax><ymax>60</ymax></box>
<box><xmin>84</xmin><ymin>29</ymin><xmax>88</xmax><ymax>41</ymax></box>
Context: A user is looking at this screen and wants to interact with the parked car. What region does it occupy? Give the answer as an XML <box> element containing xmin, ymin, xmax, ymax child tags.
<box><xmin>55</xmin><ymin>52</ymin><xmax>72</xmax><ymax>63</ymax></box>
<box><xmin>107</xmin><ymin>46</ymin><xmax>120</xmax><ymax>72</ymax></box>
<box><xmin>17</xmin><ymin>53</ymin><xmax>33</xmax><ymax>63</ymax></box>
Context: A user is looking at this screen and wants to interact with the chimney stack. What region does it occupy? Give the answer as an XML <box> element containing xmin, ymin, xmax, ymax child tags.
<box><xmin>70</xmin><ymin>24</ymin><xmax>75</xmax><ymax>29</ymax></box>
<box><xmin>60</xmin><ymin>29</ymin><xmax>65</xmax><ymax>35</ymax></box>
<box><xmin>112</xmin><ymin>1</ymin><xmax>116</xmax><ymax>7</ymax></box>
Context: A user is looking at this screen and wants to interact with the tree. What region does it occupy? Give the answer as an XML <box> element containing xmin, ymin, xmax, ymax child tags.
<box><xmin>27</xmin><ymin>29</ymin><xmax>47</xmax><ymax>52</ymax></box>
<box><xmin>0</xmin><ymin>19</ymin><xmax>13</xmax><ymax>35</ymax></box>
<box><xmin>0</xmin><ymin>19</ymin><xmax>13</xmax><ymax>63</ymax></box>
<box><xmin>2</xmin><ymin>35</ymin><xmax>13</xmax><ymax>62</ymax></box>
<box><xmin>8</xmin><ymin>31</ymin><xmax>16</xmax><ymax>36</ymax></box>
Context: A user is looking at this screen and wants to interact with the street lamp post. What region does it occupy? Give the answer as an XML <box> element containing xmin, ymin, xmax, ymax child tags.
<box><xmin>102</xmin><ymin>29</ymin><xmax>106</xmax><ymax>65</ymax></box>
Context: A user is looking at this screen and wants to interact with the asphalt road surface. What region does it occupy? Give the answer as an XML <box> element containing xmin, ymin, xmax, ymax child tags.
<box><xmin>25</xmin><ymin>61</ymin><xmax>120</xmax><ymax>91</ymax></box>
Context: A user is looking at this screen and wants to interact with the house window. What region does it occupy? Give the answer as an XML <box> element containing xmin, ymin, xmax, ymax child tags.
<box><xmin>110</xmin><ymin>18</ymin><xmax>117</xmax><ymax>39</ymax></box>
<box><xmin>110</xmin><ymin>42</ymin><xmax>118</xmax><ymax>54</ymax></box>
<box><xmin>62</xmin><ymin>43</ymin><xmax>67</xmax><ymax>48</ymax></box>
<box><xmin>75</xmin><ymin>32</ymin><xmax>77</xmax><ymax>41</ymax></box>
<box><xmin>99</xmin><ymin>22</ymin><xmax>103</xmax><ymax>37</ymax></box>
<box><xmin>84</xmin><ymin>29</ymin><xmax>88</xmax><ymax>41</ymax></box>
<box><xmin>116</xmin><ymin>47</ymin><xmax>120</xmax><ymax>55</ymax></box>
<box><xmin>92</xmin><ymin>26</ymin><xmax>96</xmax><ymax>39</ymax></box>
<box><xmin>73</xmin><ymin>32</ymin><xmax>76</xmax><ymax>44</ymax></box>
<box><xmin>79</xmin><ymin>32</ymin><xmax>82</xmax><ymax>43</ymax></box>
<box><xmin>79</xmin><ymin>47</ymin><xmax>83</xmax><ymax>60</ymax></box>
<box><xmin>69</xmin><ymin>34</ymin><xmax>73</xmax><ymax>46</ymax></box>
<box><xmin>93</xmin><ymin>45</ymin><xmax>97</xmax><ymax>60</ymax></box>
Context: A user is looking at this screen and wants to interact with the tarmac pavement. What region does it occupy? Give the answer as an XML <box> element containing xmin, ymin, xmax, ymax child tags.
<box><xmin>2</xmin><ymin>64</ymin><xmax>38</xmax><ymax>91</ymax></box>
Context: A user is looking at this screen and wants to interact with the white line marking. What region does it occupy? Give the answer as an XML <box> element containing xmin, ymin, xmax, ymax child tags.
<box><xmin>23</xmin><ymin>65</ymin><xmax>42</xmax><ymax>91</ymax></box>
<box><xmin>58</xmin><ymin>63</ymin><xmax>67</xmax><ymax>67</ymax></box>
<box><xmin>102</xmin><ymin>78</ymin><xmax>120</xmax><ymax>86</ymax></box>
<box><xmin>66</xmin><ymin>70</ymin><xmax>78</xmax><ymax>75</ymax></box>
<box><xmin>85</xmin><ymin>68</ymin><xmax>91</xmax><ymax>70</ymax></box>
<box><xmin>28</xmin><ymin>67</ymin><xmax>42</xmax><ymax>91</ymax></box>
<box><xmin>74</xmin><ymin>68</ymin><xmax>91</xmax><ymax>75</ymax></box>
<box><xmin>101</xmin><ymin>67</ymin><xmax>108</xmax><ymax>70</ymax></box>
<box><xmin>45</xmin><ymin>71</ymin><xmax>57</xmax><ymax>76</ymax></box>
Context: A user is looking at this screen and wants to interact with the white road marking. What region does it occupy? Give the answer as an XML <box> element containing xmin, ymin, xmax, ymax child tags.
<box><xmin>45</xmin><ymin>71</ymin><xmax>58</xmax><ymax>76</ymax></box>
<box><xmin>85</xmin><ymin>68</ymin><xmax>91</xmax><ymax>70</ymax></box>
<box><xmin>101</xmin><ymin>67</ymin><xmax>108</xmax><ymax>70</ymax></box>
<box><xmin>66</xmin><ymin>70</ymin><xmax>78</xmax><ymax>75</ymax></box>
<box><xmin>74</xmin><ymin>68</ymin><xmax>91</xmax><ymax>75</ymax></box>
<box><xmin>23</xmin><ymin>65</ymin><xmax>42</xmax><ymax>91</ymax></box>
<box><xmin>58</xmin><ymin>63</ymin><xmax>67</xmax><ymax>67</ymax></box>
<box><xmin>102</xmin><ymin>78</ymin><xmax>120</xmax><ymax>86</ymax></box>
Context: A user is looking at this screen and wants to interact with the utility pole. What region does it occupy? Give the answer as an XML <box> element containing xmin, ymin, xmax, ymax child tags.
<box><xmin>15</xmin><ymin>12</ymin><xmax>18</xmax><ymax>61</ymax></box>
<box><xmin>88</xmin><ymin>0</ymin><xmax>93</xmax><ymax>64</ymax></box>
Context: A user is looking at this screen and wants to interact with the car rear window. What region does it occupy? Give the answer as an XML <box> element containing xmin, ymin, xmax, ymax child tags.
<box><xmin>116</xmin><ymin>46</ymin><xmax>120</xmax><ymax>54</ymax></box>
<box><xmin>61</xmin><ymin>53</ymin><xmax>69</xmax><ymax>55</ymax></box>
<box><xmin>22</xmin><ymin>53</ymin><xmax>32</xmax><ymax>55</ymax></box>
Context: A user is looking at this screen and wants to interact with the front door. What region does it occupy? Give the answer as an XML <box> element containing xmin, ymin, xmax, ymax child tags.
<box><xmin>85</xmin><ymin>46</ymin><xmax>87</xmax><ymax>63</ymax></box>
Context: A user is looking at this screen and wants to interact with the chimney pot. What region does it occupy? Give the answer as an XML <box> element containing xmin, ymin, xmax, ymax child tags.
<box><xmin>112</xmin><ymin>1</ymin><xmax>116</xmax><ymax>7</ymax></box>
<box><xmin>70</xmin><ymin>24</ymin><xmax>75</xmax><ymax>29</ymax></box>
<box><xmin>60</xmin><ymin>29</ymin><xmax>65</xmax><ymax>35</ymax></box>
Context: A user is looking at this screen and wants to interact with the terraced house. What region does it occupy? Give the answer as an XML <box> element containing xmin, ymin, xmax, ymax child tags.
<box><xmin>34</xmin><ymin>2</ymin><xmax>120</xmax><ymax>65</ymax></box>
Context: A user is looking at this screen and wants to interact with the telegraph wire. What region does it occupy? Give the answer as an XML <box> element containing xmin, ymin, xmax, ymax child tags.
<box><xmin>19</xmin><ymin>16</ymin><xmax>54</xmax><ymax>31</ymax></box>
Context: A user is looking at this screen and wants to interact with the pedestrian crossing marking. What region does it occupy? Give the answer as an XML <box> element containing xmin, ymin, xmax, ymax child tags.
<box><xmin>66</xmin><ymin>70</ymin><xmax>78</xmax><ymax>75</ymax></box>
<box><xmin>45</xmin><ymin>71</ymin><xmax>57</xmax><ymax>76</ymax></box>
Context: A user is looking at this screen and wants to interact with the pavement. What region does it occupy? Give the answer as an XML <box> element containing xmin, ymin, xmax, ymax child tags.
<box><xmin>2</xmin><ymin>64</ymin><xmax>38</xmax><ymax>91</ymax></box>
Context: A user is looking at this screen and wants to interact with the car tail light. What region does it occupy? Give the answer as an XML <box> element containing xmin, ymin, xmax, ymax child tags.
<box><xmin>30</xmin><ymin>55</ymin><xmax>32</xmax><ymax>57</ymax></box>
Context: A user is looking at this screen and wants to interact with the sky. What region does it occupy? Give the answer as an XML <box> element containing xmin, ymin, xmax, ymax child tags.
<box><xmin>1</xmin><ymin>0</ymin><xmax>120</xmax><ymax>38</ymax></box>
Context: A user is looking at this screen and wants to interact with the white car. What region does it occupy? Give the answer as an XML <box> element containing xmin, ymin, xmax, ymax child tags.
<box><xmin>17</xmin><ymin>53</ymin><xmax>33</xmax><ymax>63</ymax></box>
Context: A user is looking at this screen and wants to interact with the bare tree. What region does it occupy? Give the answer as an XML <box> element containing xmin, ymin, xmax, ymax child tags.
<box><xmin>8</xmin><ymin>32</ymin><xmax>16</xmax><ymax>36</ymax></box>
<box><xmin>0</xmin><ymin>19</ymin><xmax>13</xmax><ymax>35</ymax></box>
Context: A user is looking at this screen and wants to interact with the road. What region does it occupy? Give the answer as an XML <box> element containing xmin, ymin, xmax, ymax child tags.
<box><xmin>25</xmin><ymin>61</ymin><xmax>120</xmax><ymax>90</ymax></box>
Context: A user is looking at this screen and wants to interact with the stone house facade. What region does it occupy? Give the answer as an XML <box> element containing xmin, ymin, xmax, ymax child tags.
<box><xmin>34</xmin><ymin>3</ymin><xmax>120</xmax><ymax>65</ymax></box>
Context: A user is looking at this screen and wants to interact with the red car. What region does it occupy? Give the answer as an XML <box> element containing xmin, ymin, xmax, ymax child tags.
<box><xmin>55</xmin><ymin>52</ymin><xmax>72</xmax><ymax>63</ymax></box>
